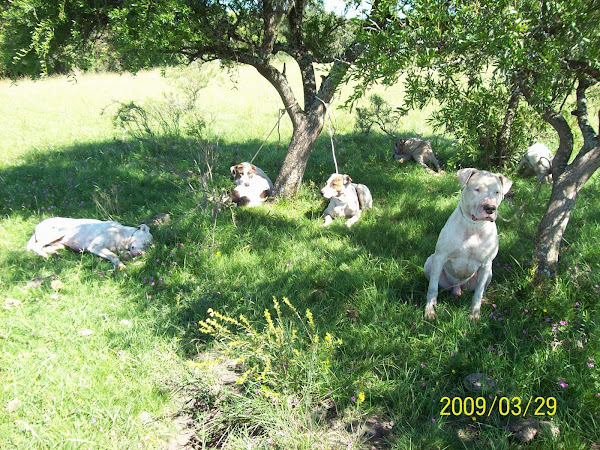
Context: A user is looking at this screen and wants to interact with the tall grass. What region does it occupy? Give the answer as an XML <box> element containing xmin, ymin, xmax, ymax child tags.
<box><xmin>1</xmin><ymin>63</ymin><xmax>599</xmax><ymax>448</ymax></box>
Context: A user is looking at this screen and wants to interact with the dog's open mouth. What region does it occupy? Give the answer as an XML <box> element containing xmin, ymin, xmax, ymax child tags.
<box><xmin>472</xmin><ymin>214</ymin><xmax>495</xmax><ymax>222</ymax></box>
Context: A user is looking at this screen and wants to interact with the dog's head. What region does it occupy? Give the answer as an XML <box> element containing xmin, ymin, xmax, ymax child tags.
<box><xmin>321</xmin><ymin>173</ymin><xmax>352</xmax><ymax>199</ymax></box>
<box><xmin>457</xmin><ymin>168</ymin><xmax>512</xmax><ymax>223</ymax></box>
<box><xmin>129</xmin><ymin>224</ymin><xmax>153</xmax><ymax>256</ymax></box>
<box><xmin>393</xmin><ymin>138</ymin><xmax>429</xmax><ymax>157</ymax></box>
<box><xmin>230</xmin><ymin>162</ymin><xmax>258</xmax><ymax>186</ymax></box>
<box><xmin>393</xmin><ymin>138</ymin><xmax>406</xmax><ymax>157</ymax></box>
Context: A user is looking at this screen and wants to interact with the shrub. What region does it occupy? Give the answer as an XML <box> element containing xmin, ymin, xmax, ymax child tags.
<box><xmin>198</xmin><ymin>297</ymin><xmax>342</xmax><ymax>401</ymax></box>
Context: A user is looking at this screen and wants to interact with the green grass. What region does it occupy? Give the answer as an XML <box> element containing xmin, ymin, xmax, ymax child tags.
<box><xmin>1</xmin><ymin>65</ymin><xmax>599</xmax><ymax>449</ymax></box>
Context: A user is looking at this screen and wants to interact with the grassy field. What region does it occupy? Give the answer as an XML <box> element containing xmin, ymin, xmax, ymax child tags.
<box><xmin>1</xmin><ymin>64</ymin><xmax>599</xmax><ymax>449</ymax></box>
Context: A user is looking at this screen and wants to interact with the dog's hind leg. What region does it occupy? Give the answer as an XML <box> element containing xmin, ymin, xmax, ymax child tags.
<box><xmin>430</xmin><ymin>154</ymin><xmax>442</xmax><ymax>173</ymax></box>
<box><xmin>415</xmin><ymin>154</ymin><xmax>438</xmax><ymax>174</ymax></box>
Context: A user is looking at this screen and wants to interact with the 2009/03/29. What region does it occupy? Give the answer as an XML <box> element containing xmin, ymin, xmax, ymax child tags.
<box><xmin>440</xmin><ymin>396</ymin><xmax>557</xmax><ymax>417</ymax></box>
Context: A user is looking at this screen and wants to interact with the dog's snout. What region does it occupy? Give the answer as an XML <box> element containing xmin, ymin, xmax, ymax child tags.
<box><xmin>483</xmin><ymin>204</ymin><xmax>496</xmax><ymax>215</ymax></box>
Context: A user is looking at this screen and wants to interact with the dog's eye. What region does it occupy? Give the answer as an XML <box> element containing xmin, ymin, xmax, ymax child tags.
<box><xmin>474</xmin><ymin>188</ymin><xmax>480</xmax><ymax>193</ymax></box>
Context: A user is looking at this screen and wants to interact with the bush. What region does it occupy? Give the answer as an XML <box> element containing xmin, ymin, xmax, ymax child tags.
<box><xmin>198</xmin><ymin>297</ymin><xmax>343</xmax><ymax>402</ymax></box>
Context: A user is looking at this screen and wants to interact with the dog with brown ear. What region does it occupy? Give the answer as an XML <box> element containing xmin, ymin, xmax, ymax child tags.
<box><xmin>424</xmin><ymin>169</ymin><xmax>512</xmax><ymax>320</ymax></box>
<box><xmin>230</xmin><ymin>162</ymin><xmax>273</xmax><ymax>207</ymax></box>
<box><xmin>320</xmin><ymin>173</ymin><xmax>373</xmax><ymax>227</ymax></box>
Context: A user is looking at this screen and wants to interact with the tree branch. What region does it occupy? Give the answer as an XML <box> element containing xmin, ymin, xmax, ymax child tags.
<box><xmin>567</xmin><ymin>60</ymin><xmax>600</xmax><ymax>83</ymax></box>
<box><xmin>542</xmin><ymin>109</ymin><xmax>573</xmax><ymax>178</ymax></box>
<box><xmin>571</xmin><ymin>76</ymin><xmax>599</xmax><ymax>153</ymax></box>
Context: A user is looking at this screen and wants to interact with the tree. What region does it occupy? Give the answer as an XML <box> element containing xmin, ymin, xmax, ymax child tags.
<box><xmin>0</xmin><ymin>0</ymin><xmax>367</xmax><ymax>197</ymax></box>
<box><xmin>352</xmin><ymin>0</ymin><xmax>600</xmax><ymax>276</ymax></box>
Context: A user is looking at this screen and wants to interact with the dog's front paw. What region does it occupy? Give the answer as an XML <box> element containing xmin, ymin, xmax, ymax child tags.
<box><xmin>469</xmin><ymin>311</ymin><xmax>481</xmax><ymax>321</ymax></box>
<box><xmin>346</xmin><ymin>217</ymin><xmax>359</xmax><ymax>227</ymax></box>
<box><xmin>424</xmin><ymin>306</ymin><xmax>437</xmax><ymax>320</ymax></box>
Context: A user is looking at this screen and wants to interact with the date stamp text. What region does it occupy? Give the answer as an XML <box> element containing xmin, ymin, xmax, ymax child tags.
<box><xmin>440</xmin><ymin>396</ymin><xmax>557</xmax><ymax>417</ymax></box>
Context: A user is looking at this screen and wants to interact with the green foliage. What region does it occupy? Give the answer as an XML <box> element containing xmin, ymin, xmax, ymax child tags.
<box><xmin>352</xmin><ymin>0</ymin><xmax>600</xmax><ymax>168</ymax></box>
<box><xmin>2</xmin><ymin>68</ymin><xmax>600</xmax><ymax>448</ymax></box>
<box><xmin>0</xmin><ymin>0</ymin><xmax>358</xmax><ymax>77</ymax></box>
<box><xmin>355</xmin><ymin>94</ymin><xmax>407</xmax><ymax>137</ymax></box>
<box><xmin>198</xmin><ymin>297</ymin><xmax>343</xmax><ymax>401</ymax></box>
<box><xmin>0</xmin><ymin>0</ymin><xmax>120</xmax><ymax>76</ymax></box>
<box><xmin>420</xmin><ymin>78</ymin><xmax>537</xmax><ymax>169</ymax></box>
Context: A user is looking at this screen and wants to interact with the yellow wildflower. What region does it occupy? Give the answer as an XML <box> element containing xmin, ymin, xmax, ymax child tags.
<box><xmin>358</xmin><ymin>392</ymin><xmax>365</xmax><ymax>404</ymax></box>
<box><xmin>306</xmin><ymin>309</ymin><xmax>315</xmax><ymax>329</ymax></box>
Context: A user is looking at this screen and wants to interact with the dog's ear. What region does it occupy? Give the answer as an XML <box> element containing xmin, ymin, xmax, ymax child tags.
<box><xmin>457</xmin><ymin>168</ymin><xmax>477</xmax><ymax>189</ymax></box>
<box><xmin>394</xmin><ymin>138</ymin><xmax>404</xmax><ymax>152</ymax></box>
<box><xmin>230</xmin><ymin>165</ymin><xmax>237</xmax><ymax>176</ymax></box>
<box><xmin>250</xmin><ymin>165</ymin><xmax>257</xmax><ymax>174</ymax></box>
<box><xmin>343</xmin><ymin>174</ymin><xmax>353</xmax><ymax>184</ymax></box>
<box><xmin>495</xmin><ymin>173</ymin><xmax>513</xmax><ymax>196</ymax></box>
<box><xmin>139</xmin><ymin>224</ymin><xmax>150</xmax><ymax>234</ymax></box>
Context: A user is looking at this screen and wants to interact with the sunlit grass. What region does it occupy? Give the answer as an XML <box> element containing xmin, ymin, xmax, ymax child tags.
<box><xmin>0</xmin><ymin>65</ymin><xmax>599</xmax><ymax>448</ymax></box>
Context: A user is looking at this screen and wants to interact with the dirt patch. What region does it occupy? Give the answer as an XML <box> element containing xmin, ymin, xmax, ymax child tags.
<box><xmin>166</xmin><ymin>353</ymin><xmax>395</xmax><ymax>448</ymax></box>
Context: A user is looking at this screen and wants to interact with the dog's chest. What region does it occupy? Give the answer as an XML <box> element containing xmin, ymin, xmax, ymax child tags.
<box><xmin>443</xmin><ymin>226</ymin><xmax>498</xmax><ymax>278</ymax></box>
<box><xmin>460</xmin><ymin>231</ymin><xmax>495</xmax><ymax>260</ymax></box>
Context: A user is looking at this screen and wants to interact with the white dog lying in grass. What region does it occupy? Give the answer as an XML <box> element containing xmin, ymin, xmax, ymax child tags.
<box><xmin>27</xmin><ymin>217</ymin><xmax>153</xmax><ymax>269</ymax></box>
<box><xmin>320</xmin><ymin>173</ymin><xmax>373</xmax><ymax>227</ymax></box>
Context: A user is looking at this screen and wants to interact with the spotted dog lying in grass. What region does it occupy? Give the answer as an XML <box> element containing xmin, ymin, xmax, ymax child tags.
<box><xmin>320</xmin><ymin>173</ymin><xmax>373</xmax><ymax>227</ymax></box>
<box><xmin>230</xmin><ymin>162</ymin><xmax>274</xmax><ymax>207</ymax></box>
<box><xmin>393</xmin><ymin>137</ymin><xmax>442</xmax><ymax>174</ymax></box>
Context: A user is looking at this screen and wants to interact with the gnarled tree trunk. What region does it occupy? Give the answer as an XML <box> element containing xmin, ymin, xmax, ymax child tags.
<box><xmin>535</xmin><ymin>150</ymin><xmax>600</xmax><ymax>275</ymax></box>
<box><xmin>273</xmin><ymin>109</ymin><xmax>326</xmax><ymax>197</ymax></box>
<box><xmin>533</xmin><ymin>80</ymin><xmax>600</xmax><ymax>276</ymax></box>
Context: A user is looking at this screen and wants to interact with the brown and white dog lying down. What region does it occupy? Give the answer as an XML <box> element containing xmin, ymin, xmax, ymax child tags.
<box><xmin>230</xmin><ymin>162</ymin><xmax>274</xmax><ymax>207</ymax></box>
<box><xmin>27</xmin><ymin>217</ymin><xmax>153</xmax><ymax>269</ymax></box>
<box><xmin>424</xmin><ymin>169</ymin><xmax>512</xmax><ymax>320</ymax></box>
<box><xmin>516</xmin><ymin>143</ymin><xmax>553</xmax><ymax>184</ymax></box>
<box><xmin>393</xmin><ymin>137</ymin><xmax>442</xmax><ymax>173</ymax></box>
<box><xmin>320</xmin><ymin>173</ymin><xmax>373</xmax><ymax>227</ymax></box>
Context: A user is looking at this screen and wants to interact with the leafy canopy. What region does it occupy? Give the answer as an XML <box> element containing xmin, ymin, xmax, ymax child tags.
<box><xmin>0</xmin><ymin>0</ymin><xmax>356</xmax><ymax>77</ymax></box>
<box><xmin>350</xmin><ymin>0</ymin><xmax>600</xmax><ymax>165</ymax></box>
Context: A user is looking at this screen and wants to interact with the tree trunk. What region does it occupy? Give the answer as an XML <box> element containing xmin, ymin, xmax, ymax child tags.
<box><xmin>494</xmin><ymin>86</ymin><xmax>521</xmax><ymax>166</ymax></box>
<box><xmin>534</xmin><ymin>146</ymin><xmax>600</xmax><ymax>275</ymax></box>
<box><xmin>533</xmin><ymin>80</ymin><xmax>600</xmax><ymax>276</ymax></box>
<box><xmin>272</xmin><ymin>109</ymin><xmax>326</xmax><ymax>197</ymax></box>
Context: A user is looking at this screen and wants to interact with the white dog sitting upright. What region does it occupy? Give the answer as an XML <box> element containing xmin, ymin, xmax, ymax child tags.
<box><xmin>27</xmin><ymin>217</ymin><xmax>153</xmax><ymax>269</ymax></box>
<box><xmin>424</xmin><ymin>169</ymin><xmax>512</xmax><ymax>320</ymax></box>
<box><xmin>321</xmin><ymin>174</ymin><xmax>373</xmax><ymax>227</ymax></box>
<box><xmin>516</xmin><ymin>143</ymin><xmax>553</xmax><ymax>184</ymax></box>
<box><xmin>230</xmin><ymin>162</ymin><xmax>274</xmax><ymax>207</ymax></box>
